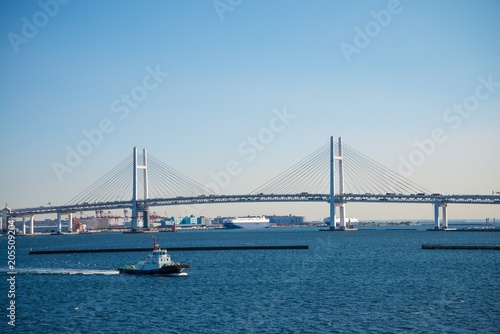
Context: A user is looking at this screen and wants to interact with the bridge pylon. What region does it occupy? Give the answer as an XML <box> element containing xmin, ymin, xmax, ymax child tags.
<box><xmin>329</xmin><ymin>136</ymin><xmax>335</xmax><ymax>229</ymax></box>
<box><xmin>327</xmin><ymin>136</ymin><xmax>348</xmax><ymax>231</ymax></box>
<box><xmin>132</xmin><ymin>147</ymin><xmax>149</xmax><ymax>231</ymax></box>
<box><xmin>337</xmin><ymin>136</ymin><xmax>347</xmax><ymax>229</ymax></box>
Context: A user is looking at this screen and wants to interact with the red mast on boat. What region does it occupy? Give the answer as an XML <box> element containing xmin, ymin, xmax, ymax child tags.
<box><xmin>152</xmin><ymin>236</ymin><xmax>159</xmax><ymax>250</ymax></box>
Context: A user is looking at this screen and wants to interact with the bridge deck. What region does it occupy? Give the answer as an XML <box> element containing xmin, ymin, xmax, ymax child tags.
<box><xmin>10</xmin><ymin>193</ymin><xmax>500</xmax><ymax>217</ymax></box>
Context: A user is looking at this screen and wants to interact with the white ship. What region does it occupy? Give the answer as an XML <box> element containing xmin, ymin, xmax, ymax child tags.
<box><xmin>223</xmin><ymin>216</ymin><xmax>270</xmax><ymax>229</ymax></box>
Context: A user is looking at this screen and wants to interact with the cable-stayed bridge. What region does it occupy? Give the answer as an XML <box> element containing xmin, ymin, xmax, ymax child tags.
<box><xmin>3</xmin><ymin>137</ymin><xmax>499</xmax><ymax>232</ymax></box>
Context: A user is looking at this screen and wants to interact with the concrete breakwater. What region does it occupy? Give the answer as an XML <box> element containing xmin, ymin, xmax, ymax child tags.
<box><xmin>29</xmin><ymin>245</ymin><xmax>309</xmax><ymax>255</ymax></box>
<box><xmin>422</xmin><ymin>244</ymin><xmax>500</xmax><ymax>250</ymax></box>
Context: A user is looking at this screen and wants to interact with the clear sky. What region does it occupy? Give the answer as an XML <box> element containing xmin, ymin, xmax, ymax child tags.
<box><xmin>1</xmin><ymin>0</ymin><xmax>499</xmax><ymax>221</ymax></box>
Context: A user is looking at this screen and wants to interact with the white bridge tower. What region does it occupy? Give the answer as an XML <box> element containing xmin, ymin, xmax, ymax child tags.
<box><xmin>329</xmin><ymin>136</ymin><xmax>347</xmax><ymax>230</ymax></box>
<box><xmin>132</xmin><ymin>147</ymin><xmax>149</xmax><ymax>231</ymax></box>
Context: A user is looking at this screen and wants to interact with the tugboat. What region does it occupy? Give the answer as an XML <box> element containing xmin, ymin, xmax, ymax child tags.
<box><xmin>118</xmin><ymin>237</ymin><xmax>190</xmax><ymax>275</ymax></box>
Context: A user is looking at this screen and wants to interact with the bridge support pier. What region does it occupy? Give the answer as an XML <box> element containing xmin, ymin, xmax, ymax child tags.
<box><xmin>339</xmin><ymin>203</ymin><xmax>346</xmax><ymax>229</ymax></box>
<box><xmin>57</xmin><ymin>212</ymin><xmax>62</xmax><ymax>233</ymax></box>
<box><xmin>22</xmin><ymin>216</ymin><xmax>26</xmax><ymax>235</ymax></box>
<box><xmin>68</xmin><ymin>213</ymin><xmax>73</xmax><ymax>232</ymax></box>
<box><xmin>1</xmin><ymin>206</ymin><xmax>11</xmax><ymax>231</ymax></box>
<box><xmin>433</xmin><ymin>202</ymin><xmax>450</xmax><ymax>230</ymax></box>
<box><xmin>434</xmin><ymin>202</ymin><xmax>440</xmax><ymax>229</ymax></box>
<box><xmin>441</xmin><ymin>204</ymin><xmax>448</xmax><ymax>229</ymax></box>
<box><xmin>30</xmin><ymin>215</ymin><xmax>35</xmax><ymax>234</ymax></box>
<box><xmin>142</xmin><ymin>209</ymin><xmax>149</xmax><ymax>229</ymax></box>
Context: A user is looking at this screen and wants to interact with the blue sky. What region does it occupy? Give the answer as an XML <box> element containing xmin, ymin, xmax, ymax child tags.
<box><xmin>1</xmin><ymin>0</ymin><xmax>499</xmax><ymax>221</ymax></box>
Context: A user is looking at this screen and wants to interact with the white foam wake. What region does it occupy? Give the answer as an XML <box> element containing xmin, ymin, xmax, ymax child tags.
<box><xmin>0</xmin><ymin>268</ymin><xmax>120</xmax><ymax>275</ymax></box>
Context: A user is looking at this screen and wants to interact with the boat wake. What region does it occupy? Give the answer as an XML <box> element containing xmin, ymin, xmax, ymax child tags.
<box><xmin>167</xmin><ymin>272</ymin><xmax>188</xmax><ymax>277</ymax></box>
<box><xmin>0</xmin><ymin>268</ymin><xmax>120</xmax><ymax>275</ymax></box>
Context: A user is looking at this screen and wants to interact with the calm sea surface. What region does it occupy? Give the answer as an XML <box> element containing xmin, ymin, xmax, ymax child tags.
<box><xmin>1</xmin><ymin>228</ymin><xmax>499</xmax><ymax>333</ymax></box>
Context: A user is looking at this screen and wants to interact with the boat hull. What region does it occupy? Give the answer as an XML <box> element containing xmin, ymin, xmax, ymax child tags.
<box><xmin>223</xmin><ymin>222</ymin><xmax>270</xmax><ymax>229</ymax></box>
<box><xmin>223</xmin><ymin>216</ymin><xmax>270</xmax><ymax>229</ymax></box>
<box><xmin>118</xmin><ymin>264</ymin><xmax>190</xmax><ymax>275</ymax></box>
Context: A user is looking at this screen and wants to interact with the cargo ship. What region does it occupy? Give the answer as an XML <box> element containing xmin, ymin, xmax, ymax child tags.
<box><xmin>223</xmin><ymin>216</ymin><xmax>270</xmax><ymax>229</ymax></box>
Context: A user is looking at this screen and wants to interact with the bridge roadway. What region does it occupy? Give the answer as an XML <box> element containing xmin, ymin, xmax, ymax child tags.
<box><xmin>10</xmin><ymin>193</ymin><xmax>500</xmax><ymax>217</ymax></box>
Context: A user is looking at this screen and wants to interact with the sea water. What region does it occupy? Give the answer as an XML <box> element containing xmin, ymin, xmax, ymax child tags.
<box><xmin>1</xmin><ymin>228</ymin><xmax>499</xmax><ymax>333</ymax></box>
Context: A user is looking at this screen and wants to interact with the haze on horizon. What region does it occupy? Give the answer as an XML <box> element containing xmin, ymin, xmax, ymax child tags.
<box><xmin>1</xmin><ymin>0</ymin><xmax>499</xmax><ymax>221</ymax></box>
